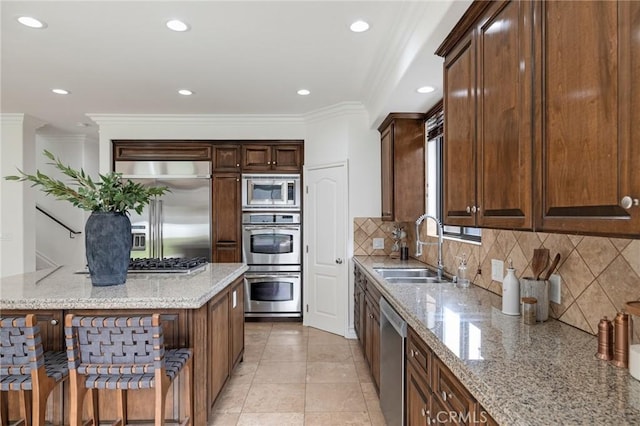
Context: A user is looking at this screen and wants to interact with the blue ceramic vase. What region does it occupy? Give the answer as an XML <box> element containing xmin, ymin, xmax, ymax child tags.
<box><xmin>85</xmin><ymin>211</ymin><xmax>131</xmax><ymax>286</ymax></box>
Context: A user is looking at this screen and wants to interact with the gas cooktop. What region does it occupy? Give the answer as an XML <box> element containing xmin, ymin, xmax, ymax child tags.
<box><xmin>75</xmin><ymin>257</ymin><xmax>209</xmax><ymax>275</ymax></box>
<box><xmin>128</xmin><ymin>257</ymin><xmax>208</xmax><ymax>273</ymax></box>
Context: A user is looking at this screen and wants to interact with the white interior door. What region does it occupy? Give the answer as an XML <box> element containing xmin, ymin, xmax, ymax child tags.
<box><xmin>303</xmin><ymin>162</ymin><xmax>348</xmax><ymax>335</ymax></box>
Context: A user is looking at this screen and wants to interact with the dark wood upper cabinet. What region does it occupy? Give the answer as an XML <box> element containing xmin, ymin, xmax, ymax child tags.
<box><xmin>213</xmin><ymin>145</ymin><xmax>241</xmax><ymax>172</ymax></box>
<box><xmin>113</xmin><ymin>141</ymin><xmax>212</xmax><ymax>161</ymax></box>
<box><xmin>442</xmin><ymin>31</ymin><xmax>477</xmax><ymax>227</ymax></box>
<box><xmin>535</xmin><ymin>0</ymin><xmax>640</xmax><ymax>236</ymax></box>
<box><xmin>438</xmin><ymin>0</ymin><xmax>638</xmax><ymax>237</ymax></box>
<box><xmin>241</xmin><ymin>143</ymin><xmax>303</xmax><ymax>172</ymax></box>
<box><xmin>378</xmin><ymin>113</ymin><xmax>426</xmax><ymax>222</ymax></box>
<box><xmin>440</xmin><ymin>0</ymin><xmax>533</xmax><ymax>230</ymax></box>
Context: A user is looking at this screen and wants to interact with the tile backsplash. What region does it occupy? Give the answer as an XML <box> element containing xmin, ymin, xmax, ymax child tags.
<box><xmin>354</xmin><ymin>217</ymin><xmax>640</xmax><ymax>336</ymax></box>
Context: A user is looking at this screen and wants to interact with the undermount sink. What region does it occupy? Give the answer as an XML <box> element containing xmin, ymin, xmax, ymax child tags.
<box><xmin>373</xmin><ymin>267</ymin><xmax>449</xmax><ymax>284</ymax></box>
<box><xmin>373</xmin><ymin>268</ymin><xmax>436</xmax><ymax>278</ymax></box>
<box><xmin>384</xmin><ymin>276</ymin><xmax>443</xmax><ymax>284</ymax></box>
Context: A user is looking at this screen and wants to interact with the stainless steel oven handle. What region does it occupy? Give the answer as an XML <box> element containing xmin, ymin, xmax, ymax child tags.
<box><xmin>246</xmin><ymin>274</ymin><xmax>300</xmax><ymax>279</ymax></box>
<box><xmin>243</xmin><ymin>225</ymin><xmax>300</xmax><ymax>230</ymax></box>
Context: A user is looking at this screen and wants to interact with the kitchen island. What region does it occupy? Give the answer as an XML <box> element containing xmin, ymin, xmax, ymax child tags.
<box><xmin>354</xmin><ymin>256</ymin><xmax>640</xmax><ymax>425</ymax></box>
<box><xmin>0</xmin><ymin>262</ymin><xmax>247</xmax><ymax>425</ymax></box>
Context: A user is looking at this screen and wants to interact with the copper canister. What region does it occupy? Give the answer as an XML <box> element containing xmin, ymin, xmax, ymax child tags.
<box><xmin>596</xmin><ymin>316</ymin><xmax>614</xmax><ymax>361</ymax></box>
<box><xmin>612</xmin><ymin>312</ymin><xmax>630</xmax><ymax>368</ymax></box>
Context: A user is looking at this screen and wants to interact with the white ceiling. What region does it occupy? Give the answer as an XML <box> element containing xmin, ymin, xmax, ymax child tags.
<box><xmin>1</xmin><ymin>1</ymin><xmax>471</xmax><ymax>138</ymax></box>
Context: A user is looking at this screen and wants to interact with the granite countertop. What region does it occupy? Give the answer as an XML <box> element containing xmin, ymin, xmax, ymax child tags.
<box><xmin>354</xmin><ymin>255</ymin><xmax>640</xmax><ymax>425</ymax></box>
<box><xmin>0</xmin><ymin>263</ymin><xmax>248</xmax><ymax>310</ymax></box>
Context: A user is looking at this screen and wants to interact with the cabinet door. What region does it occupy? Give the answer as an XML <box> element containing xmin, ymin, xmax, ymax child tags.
<box><xmin>213</xmin><ymin>145</ymin><xmax>241</xmax><ymax>172</ymax></box>
<box><xmin>242</xmin><ymin>145</ymin><xmax>272</xmax><ymax>171</ymax></box>
<box><xmin>380</xmin><ymin>125</ymin><xmax>394</xmax><ymax>221</ymax></box>
<box><xmin>477</xmin><ymin>0</ymin><xmax>533</xmax><ymax>229</ymax></box>
<box><xmin>212</xmin><ymin>173</ymin><xmax>241</xmax><ymax>262</ymax></box>
<box><xmin>537</xmin><ymin>0</ymin><xmax>640</xmax><ymax>235</ymax></box>
<box><xmin>272</xmin><ymin>145</ymin><xmax>303</xmax><ymax>171</ymax></box>
<box><xmin>113</xmin><ymin>141</ymin><xmax>212</xmax><ymax>161</ymax></box>
<box><xmin>208</xmin><ymin>292</ymin><xmax>230</xmax><ymax>408</ymax></box>
<box><xmin>443</xmin><ymin>32</ymin><xmax>477</xmax><ymax>227</ymax></box>
<box><xmin>229</xmin><ymin>278</ymin><xmax>245</xmax><ymax>369</ymax></box>
<box><xmin>406</xmin><ymin>363</ymin><xmax>431</xmax><ymax>426</ymax></box>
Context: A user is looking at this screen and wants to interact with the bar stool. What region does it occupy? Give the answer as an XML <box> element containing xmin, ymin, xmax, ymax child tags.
<box><xmin>64</xmin><ymin>313</ymin><xmax>192</xmax><ymax>426</ymax></box>
<box><xmin>0</xmin><ymin>314</ymin><xmax>70</xmax><ymax>426</ymax></box>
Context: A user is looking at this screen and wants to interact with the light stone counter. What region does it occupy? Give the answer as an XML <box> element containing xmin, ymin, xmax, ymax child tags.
<box><xmin>0</xmin><ymin>263</ymin><xmax>247</xmax><ymax>310</ymax></box>
<box><xmin>354</xmin><ymin>256</ymin><xmax>640</xmax><ymax>425</ymax></box>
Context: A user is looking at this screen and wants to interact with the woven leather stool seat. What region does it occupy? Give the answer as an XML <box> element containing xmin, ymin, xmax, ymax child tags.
<box><xmin>0</xmin><ymin>315</ymin><xmax>77</xmax><ymax>426</ymax></box>
<box><xmin>65</xmin><ymin>314</ymin><xmax>192</xmax><ymax>426</ymax></box>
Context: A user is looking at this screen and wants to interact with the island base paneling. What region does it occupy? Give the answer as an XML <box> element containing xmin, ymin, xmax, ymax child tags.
<box><xmin>1</xmin><ymin>276</ymin><xmax>244</xmax><ymax>426</ymax></box>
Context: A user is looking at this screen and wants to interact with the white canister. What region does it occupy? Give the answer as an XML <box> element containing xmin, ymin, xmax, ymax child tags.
<box><xmin>502</xmin><ymin>265</ymin><xmax>520</xmax><ymax>316</ymax></box>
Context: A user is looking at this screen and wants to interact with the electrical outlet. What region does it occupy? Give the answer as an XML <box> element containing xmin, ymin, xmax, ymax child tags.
<box><xmin>491</xmin><ymin>259</ymin><xmax>504</xmax><ymax>282</ymax></box>
<box><xmin>372</xmin><ymin>238</ymin><xmax>385</xmax><ymax>250</ymax></box>
<box><xmin>549</xmin><ymin>274</ymin><xmax>562</xmax><ymax>304</ymax></box>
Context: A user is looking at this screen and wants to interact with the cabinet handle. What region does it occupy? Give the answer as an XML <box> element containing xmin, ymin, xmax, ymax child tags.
<box><xmin>621</xmin><ymin>196</ymin><xmax>639</xmax><ymax>209</ymax></box>
<box><xmin>421</xmin><ymin>407</ymin><xmax>428</xmax><ymax>417</ymax></box>
<box><xmin>336</xmin><ymin>258</ymin><xmax>343</xmax><ymax>264</ymax></box>
<box><xmin>466</xmin><ymin>206</ymin><xmax>471</xmax><ymax>213</ymax></box>
<box><xmin>410</xmin><ymin>349</ymin><xmax>416</xmax><ymax>357</ymax></box>
<box><xmin>236</xmin><ymin>163</ymin><xmax>240</xmax><ymax>167</ymax></box>
<box><xmin>236</xmin><ymin>178</ymin><xmax>240</xmax><ymax>182</ymax></box>
<box><xmin>267</xmin><ymin>161</ymin><xmax>271</xmax><ymax>165</ymax></box>
<box><xmin>471</xmin><ymin>205</ymin><xmax>477</xmax><ymax>213</ymax></box>
<box><xmin>50</xmin><ymin>319</ymin><xmax>59</xmax><ymax>325</ymax></box>
<box><xmin>442</xmin><ymin>391</ymin><xmax>452</xmax><ymax>401</ymax></box>
<box><xmin>273</xmin><ymin>161</ymin><xmax>277</xmax><ymax>165</ymax></box>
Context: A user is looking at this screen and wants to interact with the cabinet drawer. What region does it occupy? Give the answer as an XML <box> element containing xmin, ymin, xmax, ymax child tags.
<box><xmin>432</xmin><ymin>358</ymin><xmax>477</xmax><ymax>425</ymax></box>
<box><xmin>407</xmin><ymin>327</ymin><xmax>431</xmax><ymax>386</ymax></box>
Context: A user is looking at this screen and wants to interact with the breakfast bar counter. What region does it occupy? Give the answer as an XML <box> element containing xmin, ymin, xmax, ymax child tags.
<box><xmin>354</xmin><ymin>256</ymin><xmax>640</xmax><ymax>425</ymax></box>
<box><xmin>0</xmin><ymin>263</ymin><xmax>248</xmax><ymax>425</ymax></box>
<box><xmin>0</xmin><ymin>263</ymin><xmax>247</xmax><ymax>310</ymax></box>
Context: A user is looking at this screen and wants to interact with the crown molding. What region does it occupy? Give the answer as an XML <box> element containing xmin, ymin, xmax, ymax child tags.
<box><xmin>303</xmin><ymin>102</ymin><xmax>368</xmax><ymax>124</ymax></box>
<box><xmin>86</xmin><ymin>113</ymin><xmax>305</xmax><ymax>128</ymax></box>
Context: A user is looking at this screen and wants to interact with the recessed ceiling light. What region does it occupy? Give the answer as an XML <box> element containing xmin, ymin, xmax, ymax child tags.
<box><xmin>166</xmin><ymin>19</ymin><xmax>189</xmax><ymax>32</ymax></box>
<box><xmin>350</xmin><ymin>20</ymin><xmax>370</xmax><ymax>33</ymax></box>
<box><xmin>297</xmin><ymin>89</ymin><xmax>310</xmax><ymax>96</ymax></box>
<box><xmin>417</xmin><ymin>86</ymin><xmax>435</xmax><ymax>94</ymax></box>
<box><xmin>17</xmin><ymin>16</ymin><xmax>47</xmax><ymax>29</ymax></box>
<box><xmin>51</xmin><ymin>88</ymin><xmax>70</xmax><ymax>95</ymax></box>
<box><xmin>178</xmin><ymin>89</ymin><xmax>193</xmax><ymax>96</ymax></box>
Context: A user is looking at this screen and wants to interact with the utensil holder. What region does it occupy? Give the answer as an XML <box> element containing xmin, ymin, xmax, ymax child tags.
<box><xmin>520</xmin><ymin>277</ymin><xmax>549</xmax><ymax>322</ymax></box>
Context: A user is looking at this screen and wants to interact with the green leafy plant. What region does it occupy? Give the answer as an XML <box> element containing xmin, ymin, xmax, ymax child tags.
<box><xmin>4</xmin><ymin>150</ymin><xmax>169</xmax><ymax>215</ymax></box>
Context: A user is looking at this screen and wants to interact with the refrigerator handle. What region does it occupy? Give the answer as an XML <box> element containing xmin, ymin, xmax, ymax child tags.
<box><xmin>149</xmin><ymin>200</ymin><xmax>156</xmax><ymax>258</ymax></box>
<box><xmin>157</xmin><ymin>199</ymin><xmax>164</xmax><ymax>259</ymax></box>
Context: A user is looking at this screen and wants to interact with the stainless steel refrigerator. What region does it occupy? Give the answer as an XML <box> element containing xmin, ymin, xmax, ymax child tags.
<box><xmin>115</xmin><ymin>160</ymin><xmax>212</xmax><ymax>260</ymax></box>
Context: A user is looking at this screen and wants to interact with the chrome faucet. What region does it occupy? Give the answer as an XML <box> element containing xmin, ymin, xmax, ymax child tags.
<box><xmin>415</xmin><ymin>214</ymin><xmax>444</xmax><ymax>279</ymax></box>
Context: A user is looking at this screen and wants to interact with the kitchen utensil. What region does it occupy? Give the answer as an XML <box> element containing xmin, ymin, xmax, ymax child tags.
<box><xmin>543</xmin><ymin>253</ymin><xmax>561</xmax><ymax>280</ymax></box>
<box><xmin>532</xmin><ymin>248</ymin><xmax>549</xmax><ymax>280</ymax></box>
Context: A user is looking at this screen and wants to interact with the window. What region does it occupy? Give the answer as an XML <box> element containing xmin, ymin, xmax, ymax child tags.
<box><xmin>425</xmin><ymin>110</ymin><xmax>481</xmax><ymax>243</ymax></box>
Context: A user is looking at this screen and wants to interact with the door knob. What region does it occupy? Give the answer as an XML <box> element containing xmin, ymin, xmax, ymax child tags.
<box><xmin>621</xmin><ymin>196</ymin><xmax>639</xmax><ymax>209</ymax></box>
<box><xmin>335</xmin><ymin>258</ymin><xmax>343</xmax><ymax>264</ymax></box>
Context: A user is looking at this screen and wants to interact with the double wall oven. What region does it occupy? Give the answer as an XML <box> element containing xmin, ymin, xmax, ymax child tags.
<box><xmin>242</xmin><ymin>211</ymin><xmax>302</xmax><ymax>317</ymax></box>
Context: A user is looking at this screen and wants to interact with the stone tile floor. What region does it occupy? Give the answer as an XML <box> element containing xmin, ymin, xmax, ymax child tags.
<box><xmin>208</xmin><ymin>322</ymin><xmax>386</xmax><ymax>426</ymax></box>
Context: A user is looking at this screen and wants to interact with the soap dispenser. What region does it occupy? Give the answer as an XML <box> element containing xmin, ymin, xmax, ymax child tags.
<box><xmin>456</xmin><ymin>254</ymin><xmax>469</xmax><ymax>288</ymax></box>
<box><xmin>502</xmin><ymin>259</ymin><xmax>520</xmax><ymax>316</ymax></box>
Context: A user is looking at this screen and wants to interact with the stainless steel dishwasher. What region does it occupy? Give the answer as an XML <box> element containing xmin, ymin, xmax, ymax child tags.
<box><xmin>380</xmin><ymin>297</ymin><xmax>407</xmax><ymax>426</ymax></box>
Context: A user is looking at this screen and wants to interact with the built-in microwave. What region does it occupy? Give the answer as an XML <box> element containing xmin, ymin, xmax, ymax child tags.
<box><xmin>241</xmin><ymin>174</ymin><xmax>301</xmax><ymax>210</ymax></box>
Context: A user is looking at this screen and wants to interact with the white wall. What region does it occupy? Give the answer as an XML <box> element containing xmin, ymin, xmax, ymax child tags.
<box><xmin>0</xmin><ymin>114</ymin><xmax>39</xmax><ymax>277</ymax></box>
<box><xmin>34</xmin><ymin>134</ymin><xmax>98</xmax><ymax>268</ymax></box>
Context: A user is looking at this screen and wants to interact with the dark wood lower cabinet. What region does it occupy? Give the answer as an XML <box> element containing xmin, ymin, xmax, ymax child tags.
<box><xmin>406</xmin><ymin>326</ymin><xmax>494</xmax><ymax>426</ymax></box>
<box><xmin>2</xmin><ymin>277</ymin><xmax>244</xmax><ymax>425</ymax></box>
<box><xmin>355</xmin><ymin>264</ymin><xmax>381</xmax><ymax>392</ymax></box>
